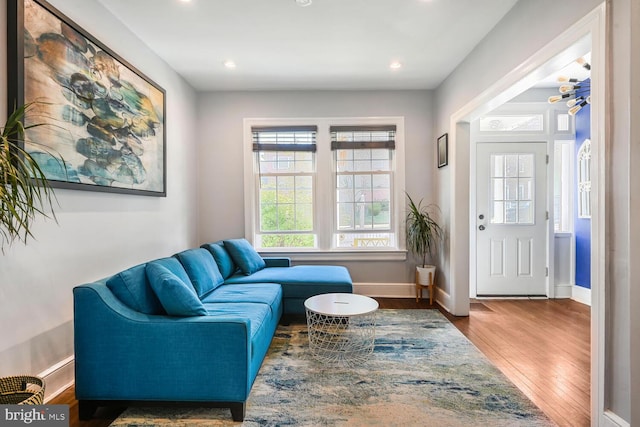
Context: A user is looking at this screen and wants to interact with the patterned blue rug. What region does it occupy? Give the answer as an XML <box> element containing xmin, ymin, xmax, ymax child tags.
<box><xmin>111</xmin><ymin>309</ymin><xmax>554</xmax><ymax>426</ymax></box>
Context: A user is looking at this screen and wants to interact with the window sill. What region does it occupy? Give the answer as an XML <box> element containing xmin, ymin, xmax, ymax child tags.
<box><xmin>258</xmin><ymin>249</ymin><xmax>407</xmax><ymax>262</ymax></box>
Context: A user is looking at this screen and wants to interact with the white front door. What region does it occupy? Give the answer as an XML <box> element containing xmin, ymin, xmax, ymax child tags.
<box><xmin>476</xmin><ymin>142</ymin><xmax>548</xmax><ymax>296</ymax></box>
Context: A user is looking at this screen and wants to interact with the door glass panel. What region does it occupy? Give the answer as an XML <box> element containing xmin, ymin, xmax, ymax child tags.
<box><xmin>505</xmin><ymin>155</ymin><xmax>518</xmax><ymax>177</ymax></box>
<box><xmin>492</xmin><ymin>178</ymin><xmax>504</xmax><ymax>200</ymax></box>
<box><xmin>518</xmin><ymin>201</ymin><xmax>533</xmax><ymax>223</ymax></box>
<box><xmin>505</xmin><ymin>178</ymin><xmax>518</xmax><ymax>200</ymax></box>
<box><xmin>518</xmin><ymin>177</ymin><xmax>533</xmax><ymax>200</ymax></box>
<box><xmin>489</xmin><ymin>153</ymin><xmax>535</xmax><ymax>224</ymax></box>
<box><xmin>505</xmin><ymin>201</ymin><xmax>518</xmax><ymax>223</ymax></box>
<box><xmin>519</xmin><ymin>154</ymin><xmax>534</xmax><ymax>176</ymax></box>
<box><xmin>492</xmin><ymin>155</ymin><xmax>504</xmax><ymax>177</ymax></box>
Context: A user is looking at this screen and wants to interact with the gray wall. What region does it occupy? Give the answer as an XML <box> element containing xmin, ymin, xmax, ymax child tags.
<box><xmin>0</xmin><ymin>0</ymin><xmax>199</xmax><ymax>390</ymax></box>
<box><xmin>196</xmin><ymin>90</ymin><xmax>433</xmax><ymax>283</ymax></box>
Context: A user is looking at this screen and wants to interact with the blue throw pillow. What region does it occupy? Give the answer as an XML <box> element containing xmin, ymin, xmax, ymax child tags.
<box><xmin>201</xmin><ymin>242</ymin><xmax>238</xmax><ymax>279</ymax></box>
<box><xmin>223</xmin><ymin>238</ymin><xmax>266</xmax><ymax>275</ymax></box>
<box><xmin>145</xmin><ymin>263</ymin><xmax>207</xmax><ymax>317</ymax></box>
<box><xmin>106</xmin><ymin>263</ymin><xmax>165</xmax><ymax>314</ymax></box>
<box><xmin>175</xmin><ymin>248</ymin><xmax>224</xmax><ymax>298</ymax></box>
<box><xmin>147</xmin><ymin>257</ymin><xmax>193</xmax><ymax>285</ymax></box>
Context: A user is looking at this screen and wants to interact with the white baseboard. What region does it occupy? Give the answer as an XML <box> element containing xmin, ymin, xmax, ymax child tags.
<box><xmin>354</xmin><ymin>282</ymin><xmax>415</xmax><ymax>298</ymax></box>
<box><xmin>38</xmin><ymin>356</ymin><xmax>75</xmax><ymax>403</ymax></box>
<box><xmin>554</xmin><ymin>284</ymin><xmax>573</xmax><ymax>299</ymax></box>
<box><xmin>602</xmin><ymin>410</ymin><xmax>630</xmax><ymax>427</ymax></box>
<box><xmin>435</xmin><ymin>286</ymin><xmax>452</xmax><ymax>313</ymax></box>
<box><xmin>571</xmin><ymin>285</ymin><xmax>591</xmax><ymax>306</ymax></box>
<box><xmin>354</xmin><ymin>282</ymin><xmax>450</xmax><ymax>313</ymax></box>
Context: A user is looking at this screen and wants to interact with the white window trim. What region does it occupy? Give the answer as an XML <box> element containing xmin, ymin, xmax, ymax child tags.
<box><xmin>243</xmin><ymin>117</ymin><xmax>406</xmax><ymax>261</ymax></box>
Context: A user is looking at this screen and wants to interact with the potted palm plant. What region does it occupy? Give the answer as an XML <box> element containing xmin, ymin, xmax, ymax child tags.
<box><xmin>405</xmin><ymin>193</ymin><xmax>443</xmax><ymax>303</ymax></box>
<box><xmin>1</xmin><ymin>102</ymin><xmax>60</xmax><ymax>253</ymax></box>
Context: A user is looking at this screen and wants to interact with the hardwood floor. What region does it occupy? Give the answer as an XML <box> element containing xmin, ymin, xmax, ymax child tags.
<box><xmin>55</xmin><ymin>298</ymin><xmax>590</xmax><ymax>427</ymax></box>
<box><xmin>444</xmin><ymin>299</ymin><xmax>590</xmax><ymax>427</ymax></box>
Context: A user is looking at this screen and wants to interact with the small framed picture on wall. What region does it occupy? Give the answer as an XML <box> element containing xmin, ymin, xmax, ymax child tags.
<box><xmin>437</xmin><ymin>133</ymin><xmax>448</xmax><ymax>168</ymax></box>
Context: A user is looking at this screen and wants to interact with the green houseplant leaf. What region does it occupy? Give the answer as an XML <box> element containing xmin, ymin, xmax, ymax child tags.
<box><xmin>1</xmin><ymin>102</ymin><xmax>62</xmax><ymax>252</ymax></box>
<box><xmin>405</xmin><ymin>192</ymin><xmax>443</xmax><ymax>267</ymax></box>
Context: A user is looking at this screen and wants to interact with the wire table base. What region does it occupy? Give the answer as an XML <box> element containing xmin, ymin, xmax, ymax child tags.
<box><xmin>305</xmin><ymin>308</ymin><xmax>377</xmax><ymax>366</ymax></box>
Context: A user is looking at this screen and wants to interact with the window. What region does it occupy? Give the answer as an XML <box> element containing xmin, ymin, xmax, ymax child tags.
<box><xmin>244</xmin><ymin>118</ymin><xmax>405</xmax><ymax>259</ymax></box>
<box><xmin>554</xmin><ymin>140</ymin><xmax>574</xmax><ymax>232</ymax></box>
<box><xmin>479</xmin><ymin>114</ymin><xmax>544</xmax><ymax>132</ymax></box>
<box><xmin>252</xmin><ymin>126</ymin><xmax>317</xmax><ymax>248</ymax></box>
<box><xmin>577</xmin><ymin>139</ymin><xmax>591</xmax><ymax>218</ymax></box>
<box><xmin>331</xmin><ymin>126</ymin><xmax>395</xmax><ymax>248</ymax></box>
<box><xmin>489</xmin><ymin>153</ymin><xmax>535</xmax><ymax>224</ymax></box>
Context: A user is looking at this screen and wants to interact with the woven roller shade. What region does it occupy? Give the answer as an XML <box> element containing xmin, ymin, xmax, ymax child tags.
<box><xmin>252</xmin><ymin>126</ymin><xmax>317</xmax><ymax>152</ymax></box>
<box><xmin>330</xmin><ymin>125</ymin><xmax>396</xmax><ymax>150</ymax></box>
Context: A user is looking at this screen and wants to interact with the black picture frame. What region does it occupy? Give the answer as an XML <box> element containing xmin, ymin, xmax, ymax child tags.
<box><xmin>437</xmin><ymin>133</ymin><xmax>448</xmax><ymax>168</ymax></box>
<box><xmin>7</xmin><ymin>0</ymin><xmax>167</xmax><ymax>196</ymax></box>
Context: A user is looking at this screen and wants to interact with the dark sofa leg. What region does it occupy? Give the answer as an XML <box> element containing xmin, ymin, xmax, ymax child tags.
<box><xmin>78</xmin><ymin>400</ymin><xmax>97</xmax><ymax>420</ymax></box>
<box><xmin>230</xmin><ymin>402</ymin><xmax>246</xmax><ymax>421</ymax></box>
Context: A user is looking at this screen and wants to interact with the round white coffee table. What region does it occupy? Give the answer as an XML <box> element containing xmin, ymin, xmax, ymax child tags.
<box><xmin>304</xmin><ymin>293</ymin><xmax>378</xmax><ymax>365</ymax></box>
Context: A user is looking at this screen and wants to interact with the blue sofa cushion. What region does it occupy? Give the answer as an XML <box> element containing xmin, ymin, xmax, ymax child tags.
<box><xmin>106</xmin><ymin>263</ymin><xmax>164</xmax><ymax>315</ymax></box>
<box><xmin>223</xmin><ymin>239</ymin><xmax>266</xmax><ymax>275</ymax></box>
<box><xmin>225</xmin><ymin>265</ymin><xmax>353</xmax><ymax>298</ymax></box>
<box><xmin>146</xmin><ymin>263</ymin><xmax>207</xmax><ymax>316</ymax></box>
<box><xmin>201</xmin><ymin>242</ymin><xmax>237</xmax><ymax>279</ymax></box>
<box><xmin>175</xmin><ymin>248</ymin><xmax>224</xmax><ymax>298</ymax></box>
<box><xmin>201</xmin><ymin>283</ymin><xmax>282</xmax><ymax>312</ymax></box>
<box><xmin>202</xmin><ymin>302</ymin><xmax>272</xmax><ymax>342</ymax></box>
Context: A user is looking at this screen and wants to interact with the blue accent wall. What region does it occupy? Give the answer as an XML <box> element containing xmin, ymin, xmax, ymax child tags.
<box><xmin>574</xmin><ymin>99</ymin><xmax>591</xmax><ymax>289</ymax></box>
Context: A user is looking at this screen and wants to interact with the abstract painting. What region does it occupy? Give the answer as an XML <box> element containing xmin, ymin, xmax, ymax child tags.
<box><xmin>7</xmin><ymin>0</ymin><xmax>166</xmax><ymax>196</ymax></box>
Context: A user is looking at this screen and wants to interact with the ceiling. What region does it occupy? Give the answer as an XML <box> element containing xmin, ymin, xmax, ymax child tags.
<box><xmin>96</xmin><ymin>0</ymin><xmax>519</xmax><ymax>91</ymax></box>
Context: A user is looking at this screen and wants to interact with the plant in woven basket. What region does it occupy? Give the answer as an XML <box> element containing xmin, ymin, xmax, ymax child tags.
<box><xmin>1</xmin><ymin>102</ymin><xmax>62</xmax><ymax>253</ymax></box>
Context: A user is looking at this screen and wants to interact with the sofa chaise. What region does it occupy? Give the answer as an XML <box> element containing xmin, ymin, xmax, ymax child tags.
<box><xmin>73</xmin><ymin>239</ymin><xmax>353</xmax><ymax>421</ymax></box>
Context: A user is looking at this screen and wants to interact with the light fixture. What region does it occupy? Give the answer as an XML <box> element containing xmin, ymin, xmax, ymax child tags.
<box><xmin>223</xmin><ymin>60</ymin><xmax>236</xmax><ymax>69</ymax></box>
<box><xmin>548</xmin><ymin>56</ymin><xmax>591</xmax><ymax>116</ymax></box>
<box><xmin>295</xmin><ymin>0</ymin><xmax>312</xmax><ymax>7</ymax></box>
<box><xmin>576</xmin><ymin>57</ymin><xmax>591</xmax><ymax>70</ymax></box>
<box><xmin>568</xmin><ymin>95</ymin><xmax>591</xmax><ymax>116</ymax></box>
<box><xmin>390</xmin><ymin>61</ymin><xmax>402</xmax><ymax>70</ymax></box>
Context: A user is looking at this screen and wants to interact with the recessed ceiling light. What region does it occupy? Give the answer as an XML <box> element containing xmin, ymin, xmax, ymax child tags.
<box><xmin>223</xmin><ymin>60</ymin><xmax>236</xmax><ymax>69</ymax></box>
<box><xmin>295</xmin><ymin>0</ymin><xmax>312</xmax><ymax>7</ymax></box>
<box><xmin>390</xmin><ymin>61</ymin><xmax>403</xmax><ymax>70</ymax></box>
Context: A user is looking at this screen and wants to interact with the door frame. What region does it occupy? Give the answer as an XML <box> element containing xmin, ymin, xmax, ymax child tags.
<box><xmin>445</xmin><ymin>4</ymin><xmax>606</xmax><ymax>424</ymax></box>
<box><xmin>469</xmin><ymin>101</ymin><xmax>564</xmax><ymax>299</ymax></box>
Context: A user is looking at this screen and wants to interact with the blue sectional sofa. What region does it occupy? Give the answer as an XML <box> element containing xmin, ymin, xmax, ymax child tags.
<box><xmin>73</xmin><ymin>239</ymin><xmax>353</xmax><ymax>421</ymax></box>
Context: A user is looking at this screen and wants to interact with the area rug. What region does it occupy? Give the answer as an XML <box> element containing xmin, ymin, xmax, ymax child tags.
<box><xmin>111</xmin><ymin>309</ymin><xmax>554</xmax><ymax>426</ymax></box>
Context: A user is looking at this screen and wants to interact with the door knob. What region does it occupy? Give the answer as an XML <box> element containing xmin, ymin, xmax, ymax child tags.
<box><xmin>479</xmin><ymin>225</ymin><xmax>485</xmax><ymax>231</ymax></box>
<box><xmin>479</xmin><ymin>214</ymin><xmax>484</xmax><ymax>220</ymax></box>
